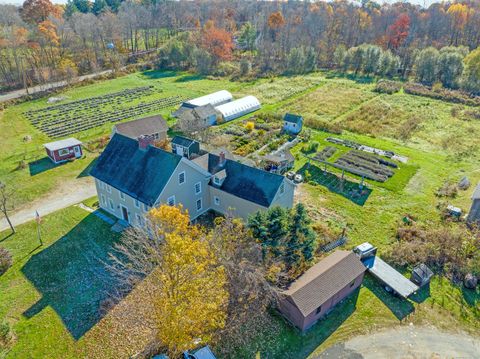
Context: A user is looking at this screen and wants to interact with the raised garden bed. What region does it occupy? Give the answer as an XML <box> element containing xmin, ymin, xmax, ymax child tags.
<box><xmin>333</xmin><ymin>150</ymin><xmax>397</xmax><ymax>182</ymax></box>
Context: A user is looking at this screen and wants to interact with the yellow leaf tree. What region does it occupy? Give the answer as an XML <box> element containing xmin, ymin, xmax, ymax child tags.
<box><xmin>148</xmin><ymin>205</ymin><xmax>228</xmax><ymax>356</ymax></box>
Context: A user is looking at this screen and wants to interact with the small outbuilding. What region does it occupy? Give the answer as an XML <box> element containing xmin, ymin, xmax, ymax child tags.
<box><xmin>177</xmin><ymin>104</ymin><xmax>219</xmax><ymax>128</ymax></box>
<box><xmin>278</xmin><ymin>250</ymin><xmax>366</xmax><ymax>332</ymax></box>
<box><xmin>263</xmin><ymin>149</ymin><xmax>294</xmax><ymax>174</ymax></box>
<box><xmin>283</xmin><ymin>113</ymin><xmax>303</xmax><ymax>134</ymax></box>
<box><xmin>183</xmin><ymin>346</ymin><xmax>217</xmax><ymax>359</ymax></box>
<box><xmin>411</xmin><ymin>263</ymin><xmax>434</xmax><ymax>287</ymax></box>
<box><xmin>44</xmin><ymin>138</ymin><xmax>83</xmax><ymax>164</ymax></box>
<box><xmin>215</xmin><ymin>96</ymin><xmax>261</xmax><ymax>122</ymax></box>
<box><xmin>174</xmin><ymin>90</ymin><xmax>233</xmax><ymax>117</ymax></box>
<box><xmin>113</xmin><ymin>115</ymin><xmax>168</xmax><ymax>141</ymax></box>
<box><xmin>171</xmin><ymin>136</ymin><xmax>200</xmax><ymax>159</ymax></box>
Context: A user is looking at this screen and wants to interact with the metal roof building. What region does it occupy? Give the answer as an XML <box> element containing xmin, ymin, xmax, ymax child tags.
<box><xmin>215</xmin><ymin>95</ymin><xmax>261</xmax><ymax>122</ymax></box>
<box><xmin>185</xmin><ymin>90</ymin><xmax>233</xmax><ymax>108</ymax></box>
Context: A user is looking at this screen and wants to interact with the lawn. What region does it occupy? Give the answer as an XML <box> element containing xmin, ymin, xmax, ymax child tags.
<box><xmin>0</xmin><ymin>206</ymin><xmax>121</xmax><ymax>358</ymax></box>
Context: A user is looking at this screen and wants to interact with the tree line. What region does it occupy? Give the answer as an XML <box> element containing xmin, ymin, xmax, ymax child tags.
<box><xmin>1</xmin><ymin>0</ymin><xmax>480</xmax><ymax>94</ymax></box>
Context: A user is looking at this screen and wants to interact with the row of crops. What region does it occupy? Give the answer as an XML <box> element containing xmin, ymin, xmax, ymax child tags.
<box><xmin>333</xmin><ymin>150</ymin><xmax>397</xmax><ymax>182</ymax></box>
<box><xmin>23</xmin><ymin>87</ymin><xmax>189</xmax><ymax>138</ymax></box>
<box><xmin>313</xmin><ymin>146</ymin><xmax>337</xmax><ymax>161</ymax></box>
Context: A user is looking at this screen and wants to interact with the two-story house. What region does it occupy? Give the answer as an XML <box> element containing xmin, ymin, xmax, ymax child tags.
<box><xmin>90</xmin><ymin>133</ymin><xmax>295</xmax><ymax>226</ymax></box>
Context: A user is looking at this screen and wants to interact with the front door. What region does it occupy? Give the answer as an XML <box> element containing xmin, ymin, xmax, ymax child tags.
<box><xmin>73</xmin><ymin>146</ymin><xmax>81</xmax><ymax>158</ymax></box>
<box><xmin>121</xmin><ymin>206</ymin><xmax>129</xmax><ymax>223</ymax></box>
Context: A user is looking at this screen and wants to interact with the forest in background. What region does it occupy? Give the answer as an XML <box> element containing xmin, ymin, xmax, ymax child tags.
<box><xmin>1</xmin><ymin>0</ymin><xmax>480</xmax><ymax>94</ymax></box>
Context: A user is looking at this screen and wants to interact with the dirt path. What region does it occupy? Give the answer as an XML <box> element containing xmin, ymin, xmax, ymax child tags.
<box><xmin>0</xmin><ymin>177</ymin><xmax>96</xmax><ymax>232</ymax></box>
<box><xmin>0</xmin><ymin>70</ymin><xmax>113</xmax><ymax>103</ymax></box>
<box><xmin>315</xmin><ymin>325</ymin><xmax>480</xmax><ymax>359</ymax></box>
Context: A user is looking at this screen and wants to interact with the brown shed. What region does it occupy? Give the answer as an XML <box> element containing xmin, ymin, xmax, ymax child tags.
<box><xmin>278</xmin><ymin>250</ymin><xmax>366</xmax><ymax>331</ymax></box>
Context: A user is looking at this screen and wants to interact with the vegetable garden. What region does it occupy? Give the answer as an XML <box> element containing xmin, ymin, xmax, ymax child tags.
<box><xmin>24</xmin><ymin>86</ymin><xmax>189</xmax><ymax>138</ymax></box>
<box><xmin>333</xmin><ymin>150</ymin><xmax>397</xmax><ymax>182</ymax></box>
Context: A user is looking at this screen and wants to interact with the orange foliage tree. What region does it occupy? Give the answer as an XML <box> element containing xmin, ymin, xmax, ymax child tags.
<box><xmin>200</xmin><ymin>21</ymin><xmax>234</xmax><ymax>62</ymax></box>
<box><xmin>21</xmin><ymin>0</ymin><xmax>61</xmax><ymax>24</ymax></box>
<box><xmin>387</xmin><ymin>13</ymin><xmax>410</xmax><ymax>50</ymax></box>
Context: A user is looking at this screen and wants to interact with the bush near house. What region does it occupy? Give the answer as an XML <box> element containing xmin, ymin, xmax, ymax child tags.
<box><xmin>0</xmin><ymin>248</ymin><xmax>12</xmax><ymax>276</ymax></box>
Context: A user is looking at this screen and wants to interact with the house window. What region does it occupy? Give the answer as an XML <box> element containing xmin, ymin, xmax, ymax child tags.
<box><xmin>350</xmin><ymin>280</ymin><xmax>355</xmax><ymax>288</ymax></box>
<box><xmin>178</xmin><ymin>171</ymin><xmax>186</xmax><ymax>185</ymax></box>
<box><xmin>120</xmin><ymin>191</ymin><xmax>125</xmax><ymax>201</ymax></box>
<box><xmin>136</xmin><ymin>213</ymin><xmax>143</xmax><ymax>226</ymax></box>
<box><xmin>279</xmin><ymin>182</ymin><xmax>285</xmax><ymax>195</ymax></box>
<box><xmin>109</xmin><ymin>199</ymin><xmax>115</xmax><ymax>210</ymax></box>
<box><xmin>143</xmin><ymin>203</ymin><xmax>149</xmax><ymax>212</ymax></box>
<box><xmin>101</xmin><ymin>194</ymin><xmax>106</xmax><ymax>205</ymax></box>
<box><xmin>195</xmin><ymin>182</ymin><xmax>202</xmax><ymax>194</ymax></box>
<box><xmin>167</xmin><ymin>196</ymin><xmax>175</xmax><ymax>206</ymax></box>
<box><xmin>58</xmin><ymin>148</ymin><xmax>69</xmax><ymax>156</ymax></box>
<box><xmin>106</xmin><ymin>184</ymin><xmax>112</xmax><ymax>193</ymax></box>
<box><xmin>134</xmin><ymin>199</ymin><xmax>140</xmax><ymax>208</ymax></box>
<box><xmin>214</xmin><ymin>196</ymin><xmax>220</xmax><ymax>206</ymax></box>
<box><xmin>214</xmin><ymin>177</ymin><xmax>220</xmax><ymax>185</ymax></box>
<box><xmin>316</xmin><ymin>306</ymin><xmax>322</xmax><ymax>315</ymax></box>
<box><xmin>196</xmin><ymin>198</ymin><xmax>202</xmax><ymax>211</ymax></box>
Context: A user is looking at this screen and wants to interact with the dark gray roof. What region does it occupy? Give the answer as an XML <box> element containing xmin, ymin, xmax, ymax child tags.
<box><xmin>90</xmin><ymin>133</ymin><xmax>181</xmax><ymax>206</ymax></box>
<box><xmin>472</xmin><ymin>183</ymin><xmax>480</xmax><ymax>200</ymax></box>
<box><xmin>284</xmin><ymin>251</ymin><xmax>366</xmax><ymax>316</ymax></box>
<box><xmin>194</xmin><ymin>104</ymin><xmax>217</xmax><ymax>119</ymax></box>
<box><xmin>412</xmin><ymin>263</ymin><xmax>434</xmax><ymax>280</ymax></box>
<box><xmin>115</xmin><ymin>115</ymin><xmax>168</xmax><ymax>139</ymax></box>
<box><xmin>172</xmin><ymin>136</ymin><xmax>197</xmax><ymax>148</ymax></box>
<box><xmin>208</xmin><ymin>153</ymin><xmax>285</xmax><ymax>207</ymax></box>
<box><xmin>284</xmin><ymin>113</ymin><xmax>303</xmax><ymax>125</ymax></box>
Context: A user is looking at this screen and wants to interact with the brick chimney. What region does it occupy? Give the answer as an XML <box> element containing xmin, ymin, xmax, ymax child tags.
<box><xmin>138</xmin><ymin>134</ymin><xmax>154</xmax><ymax>150</ymax></box>
<box><xmin>219</xmin><ymin>151</ymin><xmax>226</xmax><ymax>167</ymax></box>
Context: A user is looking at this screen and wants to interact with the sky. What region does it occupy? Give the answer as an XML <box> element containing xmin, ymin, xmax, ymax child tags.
<box><xmin>0</xmin><ymin>0</ymin><xmax>439</xmax><ymax>7</ymax></box>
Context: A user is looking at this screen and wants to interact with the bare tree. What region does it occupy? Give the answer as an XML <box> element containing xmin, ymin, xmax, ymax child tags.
<box><xmin>0</xmin><ymin>181</ymin><xmax>15</xmax><ymax>234</ymax></box>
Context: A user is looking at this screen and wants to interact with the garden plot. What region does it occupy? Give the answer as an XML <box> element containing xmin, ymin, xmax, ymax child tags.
<box><xmin>24</xmin><ymin>87</ymin><xmax>189</xmax><ymax>138</ymax></box>
<box><xmin>235</xmin><ymin>75</ymin><xmax>325</xmax><ymax>104</ymax></box>
<box><xmin>334</xmin><ymin>150</ymin><xmax>397</xmax><ymax>182</ymax></box>
<box><xmin>280</xmin><ymin>81</ymin><xmax>376</xmax><ymax>123</ymax></box>
<box><xmin>313</xmin><ymin>146</ymin><xmax>337</xmax><ymax>161</ymax></box>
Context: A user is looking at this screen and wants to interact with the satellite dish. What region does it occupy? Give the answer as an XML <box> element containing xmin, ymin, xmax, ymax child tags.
<box><xmin>106</xmin><ymin>42</ymin><xmax>115</xmax><ymax>49</ymax></box>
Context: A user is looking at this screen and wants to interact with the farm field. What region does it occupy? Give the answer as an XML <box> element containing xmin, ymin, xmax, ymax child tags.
<box><xmin>1</xmin><ymin>70</ymin><xmax>480</xmax><ymax>358</ymax></box>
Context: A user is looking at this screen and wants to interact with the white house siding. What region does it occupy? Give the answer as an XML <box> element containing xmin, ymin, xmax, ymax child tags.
<box><xmin>208</xmin><ymin>186</ymin><xmax>267</xmax><ymax>220</ymax></box>
<box><xmin>95</xmin><ymin>179</ymin><xmax>149</xmax><ymax>226</ymax></box>
<box><xmin>155</xmin><ymin>161</ymin><xmax>211</xmax><ymax>220</ymax></box>
<box><xmin>270</xmin><ymin>179</ymin><xmax>295</xmax><ymax>209</ymax></box>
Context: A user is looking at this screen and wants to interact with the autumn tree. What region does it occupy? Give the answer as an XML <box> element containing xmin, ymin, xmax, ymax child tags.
<box><xmin>267</xmin><ymin>11</ymin><xmax>285</xmax><ymax>41</ymax></box>
<box><xmin>447</xmin><ymin>3</ymin><xmax>469</xmax><ymax>46</ymax></box>
<box><xmin>387</xmin><ymin>13</ymin><xmax>410</xmax><ymax>50</ymax></box>
<box><xmin>21</xmin><ymin>0</ymin><xmax>60</xmax><ymax>24</ymax></box>
<box><xmin>200</xmin><ymin>21</ymin><xmax>233</xmax><ymax>62</ymax></box>
<box><xmin>461</xmin><ymin>47</ymin><xmax>480</xmax><ymax>94</ymax></box>
<box><xmin>109</xmin><ymin>205</ymin><xmax>228</xmax><ymax>357</ymax></box>
<box><xmin>0</xmin><ymin>182</ymin><xmax>15</xmax><ymax>234</ymax></box>
<box><xmin>238</xmin><ymin>22</ymin><xmax>256</xmax><ymax>51</ymax></box>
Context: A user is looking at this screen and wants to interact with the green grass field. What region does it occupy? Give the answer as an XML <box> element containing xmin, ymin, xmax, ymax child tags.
<box><xmin>1</xmin><ymin>70</ymin><xmax>480</xmax><ymax>358</ymax></box>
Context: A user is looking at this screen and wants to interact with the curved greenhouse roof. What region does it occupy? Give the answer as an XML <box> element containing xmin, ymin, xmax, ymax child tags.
<box><xmin>215</xmin><ymin>96</ymin><xmax>261</xmax><ymax>121</ymax></box>
<box><xmin>186</xmin><ymin>90</ymin><xmax>233</xmax><ymax>107</ymax></box>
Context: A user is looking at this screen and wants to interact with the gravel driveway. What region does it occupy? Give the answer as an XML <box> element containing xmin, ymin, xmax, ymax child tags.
<box><xmin>315</xmin><ymin>325</ymin><xmax>480</xmax><ymax>359</ymax></box>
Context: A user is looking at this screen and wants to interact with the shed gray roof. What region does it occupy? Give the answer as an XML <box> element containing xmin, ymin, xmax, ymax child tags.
<box><xmin>208</xmin><ymin>153</ymin><xmax>285</xmax><ymax>207</ymax></box>
<box><xmin>90</xmin><ymin>133</ymin><xmax>181</xmax><ymax>206</ymax></box>
<box><xmin>284</xmin><ymin>250</ymin><xmax>366</xmax><ymax>316</ymax></box>
<box><xmin>115</xmin><ymin>115</ymin><xmax>168</xmax><ymax>139</ymax></box>
<box><xmin>172</xmin><ymin>136</ymin><xmax>197</xmax><ymax>148</ymax></box>
<box><xmin>44</xmin><ymin>138</ymin><xmax>82</xmax><ymax>151</ymax></box>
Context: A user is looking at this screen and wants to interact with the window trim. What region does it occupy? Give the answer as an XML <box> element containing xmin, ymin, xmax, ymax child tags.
<box><xmin>194</xmin><ymin>181</ymin><xmax>202</xmax><ymax>195</ymax></box>
<box><xmin>109</xmin><ymin>198</ymin><xmax>115</xmax><ymax>210</ymax></box>
<box><xmin>101</xmin><ymin>194</ymin><xmax>106</xmax><ymax>205</ymax></box>
<box><xmin>316</xmin><ymin>306</ymin><xmax>322</xmax><ymax>315</ymax></box>
<box><xmin>214</xmin><ymin>177</ymin><xmax>221</xmax><ymax>185</ymax></box>
<box><xmin>143</xmin><ymin>203</ymin><xmax>149</xmax><ymax>212</ymax></box>
<box><xmin>119</xmin><ymin>191</ymin><xmax>125</xmax><ymax>201</ymax></box>
<box><xmin>196</xmin><ymin>198</ymin><xmax>202</xmax><ymax>212</ymax></box>
<box><xmin>214</xmin><ymin>196</ymin><xmax>220</xmax><ymax>206</ymax></box>
<box><xmin>178</xmin><ymin>171</ymin><xmax>186</xmax><ymax>185</ymax></box>
<box><xmin>106</xmin><ymin>184</ymin><xmax>112</xmax><ymax>194</ymax></box>
<box><xmin>58</xmin><ymin>148</ymin><xmax>70</xmax><ymax>156</ymax></box>
<box><xmin>279</xmin><ymin>182</ymin><xmax>285</xmax><ymax>195</ymax></box>
<box><xmin>167</xmin><ymin>195</ymin><xmax>176</xmax><ymax>206</ymax></box>
<box><xmin>134</xmin><ymin>198</ymin><xmax>140</xmax><ymax>208</ymax></box>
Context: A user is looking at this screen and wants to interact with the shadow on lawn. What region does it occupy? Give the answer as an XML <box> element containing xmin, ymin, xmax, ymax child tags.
<box><xmin>276</xmin><ymin>288</ymin><xmax>360</xmax><ymax>359</ymax></box>
<box><xmin>21</xmin><ymin>214</ymin><xmax>122</xmax><ymax>340</ymax></box>
<box><xmin>77</xmin><ymin>158</ymin><xmax>97</xmax><ymax>178</ymax></box>
<box><xmin>174</xmin><ymin>74</ymin><xmax>205</xmax><ymax>82</ymax></box>
<box><xmin>298</xmin><ymin>164</ymin><xmax>372</xmax><ymax>206</ymax></box>
<box><xmin>141</xmin><ymin>70</ymin><xmax>177</xmax><ymax>79</ymax></box>
<box><xmin>363</xmin><ymin>274</ymin><xmax>415</xmax><ymax>320</ymax></box>
<box><xmin>29</xmin><ymin>157</ymin><xmax>64</xmax><ymax>176</ymax></box>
